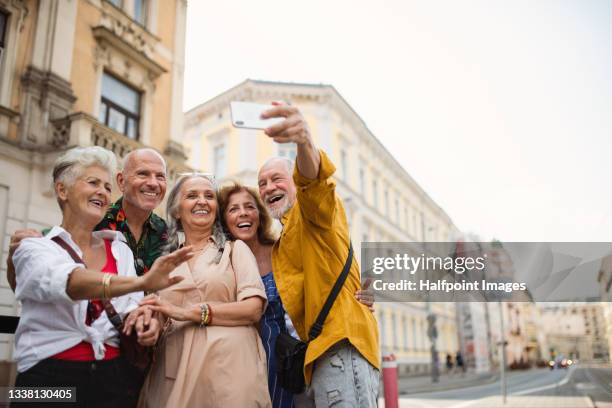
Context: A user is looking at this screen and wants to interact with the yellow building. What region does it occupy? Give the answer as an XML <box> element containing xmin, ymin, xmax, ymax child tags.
<box><xmin>184</xmin><ymin>79</ymin><xmax>460</xmax><ymax>374</ymax></box>
<box><xmin>0</xmin><ymin>0</ymin><xmax>190</xmax><ymax>384</ymax></box>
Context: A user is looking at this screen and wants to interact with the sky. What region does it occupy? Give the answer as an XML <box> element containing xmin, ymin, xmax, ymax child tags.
<box><xmin>183</xmin><ymin>0</ymin><xmax>612</xmax><ymax>242</ymax></box>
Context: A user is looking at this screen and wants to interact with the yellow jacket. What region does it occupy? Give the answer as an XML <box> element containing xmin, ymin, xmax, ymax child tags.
<box><xmin>272</xmin><ymin>150</ymin><xmax>380</xmax><ymax>384</ymax></box>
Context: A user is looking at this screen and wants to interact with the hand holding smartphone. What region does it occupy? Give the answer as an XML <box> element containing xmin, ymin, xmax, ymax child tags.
<box><xmin>230</xmin><ymin>101</ymin><xmax>285</xmax><ymax>130</ymax></box>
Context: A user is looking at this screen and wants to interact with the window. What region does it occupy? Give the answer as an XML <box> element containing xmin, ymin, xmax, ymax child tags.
<box><xmin>0</xmin><ymin>10</ymin><xmax>8</xmax><ymax>64</ymax></box>
<box><xmin>106</xmin><ymin>0</ymin><xmax>146</xmax><ymax>26</ymax></box>
<box><xmin>384</xmin><ymin>189</ymin><xmax>389</xmax><ymax>217</ymax></box>
<box><xmin>403</xmin><ymin>316</ymin><xmax>409</xmax><ymax>350</ymax></box>
<box><xmin>391</xmin><ymin>313</ymin><xmax>398</xmax><ymax>349</ymax></box>
<box><xmin>372</xmin><ymin>179</ymin><xmax>378</xmax><ymax>208</ymax></box>
<box><xmin>412</xmin><ymin>319</ymin><xmax>417</xmax><ymax>350</ymax></box>
<box><xmin>420</xmin><ymin>321</ymin><xmax>426</xmax><ymax>350</ymax></box>
<box><xmin>0</xmin><ymin>10</ymin><xmax>7</xmax><ymax>48</ymax></box>
<box><xmin>278</xmin><ymin>144</ymin><xmax>296</xmax><ymax>161</ymax></box>
<box><xmin>404</xmin><ymin>206</ymin><xmax>409</xmax><ymax>232</ymax></box>
<box><xmin>359</xmin><ymin>167</ymin><xmax>365</xmax><ymax>196</ymax></box>
<box><xmin>379</xmin><ymin>311</ymin><xmax>387</xmax><ymax>348</ymax></box>
<box><xmin>99</xmin><ymin>72</ymin><xmax>141</xmax><ymax>139</ymax></box>
<box><xmin>395</xmin><ymin>197</ymin><xmax>400</xmax><ymax>223</ymax></box>
<box><xmin>133</xmin><ymin>0</ymin><xmax>147</xmax><ymax>25</ymax></box>
<box><xmin>340</xmin><ymin>149</ymin><xmax>348</xmax><ymax>181</ymax></box>
<box><xmin>213</xmin><ymin>144</ymin><xmax>226</xmax><ymax>178</ymax></box>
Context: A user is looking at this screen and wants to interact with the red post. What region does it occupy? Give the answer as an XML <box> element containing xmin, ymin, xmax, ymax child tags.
<box><xmin>382</xmin><ymin>353</ymin><xmax>398</xmax><ymax>408</ymax></box>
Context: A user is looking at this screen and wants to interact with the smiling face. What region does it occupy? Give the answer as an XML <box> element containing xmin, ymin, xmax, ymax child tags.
<box><xmin>57</xmin><ymin>165</ymin><xmax>112</xmax><ymax>226</ymax></box>
<box><xmin>258</xmin><ymin>159</ymin><xmax>296</xmax><ymax>219</ymax></box>
<box><xmin>224</xmin><ymin>189</ymin><xmax>260</xmax><ymax>243</ymax></box>
<box><xmin>118</xmin><ymin>149</ymin><xmax>167</xmax><ymax>213</ymax></box>
<box><xmin>175</xmin><ymin>177</ymin><xmax>218</xmax><ymax>235</ymax></box>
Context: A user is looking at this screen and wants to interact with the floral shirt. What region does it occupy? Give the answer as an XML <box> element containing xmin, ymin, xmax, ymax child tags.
<box><xmin>96</xmin><ymin>197</ymin><xmax>168</xmax><ymax>276</ymax></box>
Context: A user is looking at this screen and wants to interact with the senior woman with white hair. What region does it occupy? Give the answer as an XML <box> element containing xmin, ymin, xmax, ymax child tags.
<box><xmin>11</xmin><ymin>146</ymin><xmax>193</xmax><ymax>408</ymax></box>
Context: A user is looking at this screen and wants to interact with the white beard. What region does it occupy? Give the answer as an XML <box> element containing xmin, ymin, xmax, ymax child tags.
<box><xmin>267</xmin><ymin>199</ymin><xmax>291</xmax><ymax>220</ymax></box>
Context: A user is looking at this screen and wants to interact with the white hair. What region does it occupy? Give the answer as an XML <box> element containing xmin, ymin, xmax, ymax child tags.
<box><xmin>53</xmin><ymin>146</ymin><xmax>117</xmax><ymax>187</ymax></box>
<box><xmin>260</xmin><ymin>157</ymin><xmax>294</xmax><ymax>175</ymax></box>
<box><xmin>52</xmin><ymin>146</ymin><xmax>118</xmax><ymax>208</ymax></box>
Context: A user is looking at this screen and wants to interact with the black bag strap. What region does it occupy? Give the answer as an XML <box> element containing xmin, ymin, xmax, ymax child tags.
<box><xmin>51</xmin><ymin>236</ymin><xmax>123</xmax><ymax>329</ymax></box>
<box><xmin>307</xmin><ymin>242</ymin><xmax>353</xmax><ymax>341</ymax></box>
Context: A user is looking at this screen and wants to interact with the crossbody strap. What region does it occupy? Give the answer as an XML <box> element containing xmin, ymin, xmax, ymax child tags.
<box><xmin>51</xmin><ymin>236</ymin><xmax>123</xmax><ymax>329</ymax></box>
<box><xmin>307</xmin><ymin>242</ymin><xmax>353</xmax><ymax>341</ymax></box>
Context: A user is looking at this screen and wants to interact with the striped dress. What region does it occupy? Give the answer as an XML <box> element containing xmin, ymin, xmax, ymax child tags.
<box><xmin>260</xmin><ymin>272</ymin><xmax>295</xmax><ymax>408</ymax></box>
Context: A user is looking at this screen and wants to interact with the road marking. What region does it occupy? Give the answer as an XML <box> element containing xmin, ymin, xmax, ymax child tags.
<box><xmin>446</xmin><ymin>367</ymin><xmax>575</xmax><ymax>408</ymax></box>
<box><xmin>575</xmin><ymin>382</ymin><xmax>597</xmax><ymax>390</ymax></box>
<box><xmin>380</xmin><ymin>397</ymin><xmax>439</xmax><ymax>408</ymax></box>
<box><xmin>512</xmin><ymin>366</ymin><xmax>574</xmax><ymax>396</ymax></box>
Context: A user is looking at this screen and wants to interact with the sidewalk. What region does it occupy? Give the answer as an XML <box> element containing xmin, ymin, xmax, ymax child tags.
<box><xmin>398</xmin><ymin>371</ymin><xmax>498</xmax><ymax>395</ymax></box>
<box><xmin>380</xmin><ymin>394</ymin><xmax>595</xmax><ymax>408</ymax></box>
<box><xmin>453</xmin><ymin>395</ymin><xmax>594</xmax><ymax>408</ymax></box>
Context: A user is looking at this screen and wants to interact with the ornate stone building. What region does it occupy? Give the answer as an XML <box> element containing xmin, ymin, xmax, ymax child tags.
<box><xmin>184</xmin><ymin>79</ymin><xmax>461</xmax><ymax>374</ymax></box>
<box><xmin>0</xmin><ymin>0</ymin><xmax>190</xmax><ymax>384</ymax></box>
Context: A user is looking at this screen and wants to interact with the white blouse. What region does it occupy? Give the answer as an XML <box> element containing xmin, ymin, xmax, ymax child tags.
<box><xmin>12</xmin><ymin>226</ymin><xmax>143</xmax><ymax>372</ymax></box>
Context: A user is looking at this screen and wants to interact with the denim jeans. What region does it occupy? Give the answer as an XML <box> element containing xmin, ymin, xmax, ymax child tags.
<box><xmin>294</xmin><ymin>340</ymin><xmax>380</xmax><ymax>408</ymax></box>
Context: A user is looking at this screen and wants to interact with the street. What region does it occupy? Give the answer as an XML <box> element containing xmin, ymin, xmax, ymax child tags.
<box><xmin>382</xmin><ymin>364</ymin><xmax>612</xmax><ymax>408</ymax></box>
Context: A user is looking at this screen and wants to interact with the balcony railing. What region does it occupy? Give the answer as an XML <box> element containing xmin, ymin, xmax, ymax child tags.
<box><xmin>52</xmin><ymin>112</ymin><xmax>191</xmax><ymax>181</ymax></box>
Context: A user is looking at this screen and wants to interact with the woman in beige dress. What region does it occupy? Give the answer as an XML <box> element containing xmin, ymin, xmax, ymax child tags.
<box><xmin>138</xmin><ymin>174</ymin><xmax>271</xmax><ymax>408</ymax></box>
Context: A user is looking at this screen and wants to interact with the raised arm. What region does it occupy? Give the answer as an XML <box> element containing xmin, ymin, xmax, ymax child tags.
<box><xmin>13</xmin><ymin>239</ymin><xmax>192</xmax><ymax>303</ymax></box>
<box><xmin>262</xmin><ymin>102</ymin><xmax>320</xmax><ymax>179</ymax></box>
<box><xmin>66</xmin><ymin>246</ymin><xmax>193</xmax><ymax>300</ymax></box>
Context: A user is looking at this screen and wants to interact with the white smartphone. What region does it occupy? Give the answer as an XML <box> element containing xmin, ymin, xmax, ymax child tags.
<box><xmin>230</xmin><ymin>101</ymin><xmax>285</xmax><ymax>130</ymax></box>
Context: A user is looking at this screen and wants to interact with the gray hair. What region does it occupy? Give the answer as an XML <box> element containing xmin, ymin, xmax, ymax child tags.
<box><xmin>260</xmin><ymin>157</ymin><xmax>294</xmax><ymax>175</ymax></box>
<box><xmin>52</xmin><ymin>146</ymin><xmax>117</xmax><ymax>206</ymax></box>
<box><xmin>164</xmin><ymin>174</ymin><xmax>227</xmax><ymax>263</ymax></box>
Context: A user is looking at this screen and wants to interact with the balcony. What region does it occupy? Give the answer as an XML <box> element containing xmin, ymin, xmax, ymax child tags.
<box><xmin>51</xmin><ymin>112</ymin><xmax>191</xmax><ymax>181</ymax></box>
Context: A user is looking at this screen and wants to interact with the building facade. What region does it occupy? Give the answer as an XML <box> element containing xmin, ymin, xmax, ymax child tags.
<box><xmin>184</xmin><ymin>79</ymin><xmax>461</xmax><ymax>374</ymax></box>
<box><xmin>538</xmin><ymin>303</ymin><xmax>610</xmax><ymax>362</ymax></box>
<box><xmin>0</xmin><ymin>0</ymin><xmax>190</xmax><ymax>384</ymax></box>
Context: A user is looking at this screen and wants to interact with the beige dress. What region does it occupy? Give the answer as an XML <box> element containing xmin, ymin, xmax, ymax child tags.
<box><xmin>139</xmin><ymin>239</ymin><xmax>271</xmax><ymax>408</ymax></box>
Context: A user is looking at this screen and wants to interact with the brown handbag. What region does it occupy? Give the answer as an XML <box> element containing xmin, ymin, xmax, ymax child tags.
<box><xmin>51</xmin><ymin>236</ymin><xmax>152</xmax><ymax>374</ymax></box>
